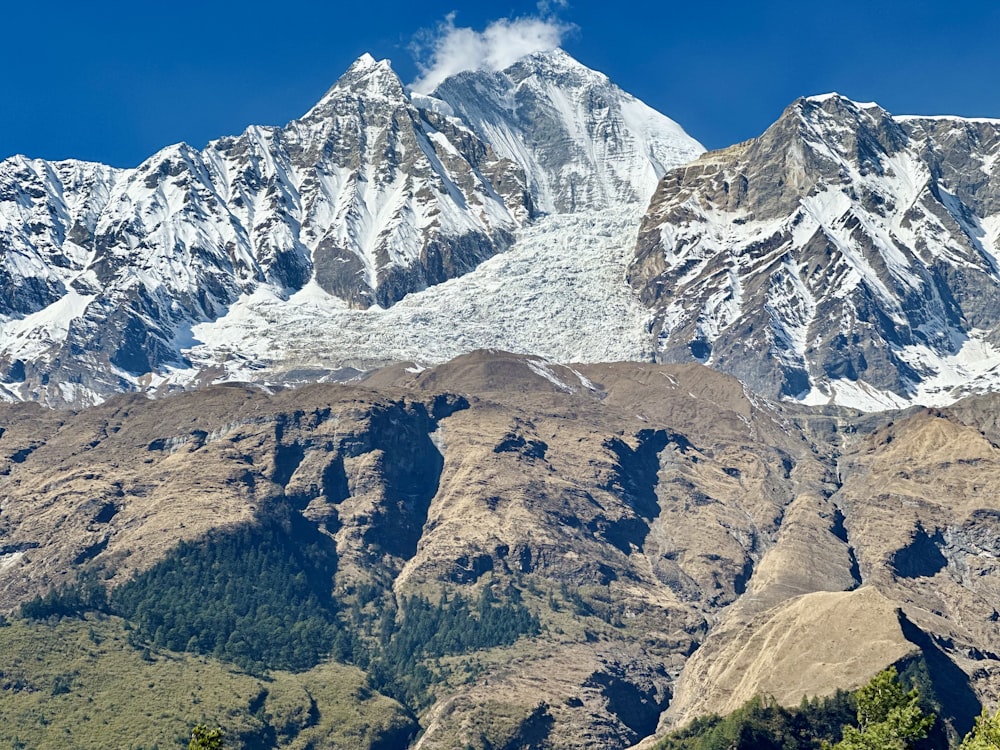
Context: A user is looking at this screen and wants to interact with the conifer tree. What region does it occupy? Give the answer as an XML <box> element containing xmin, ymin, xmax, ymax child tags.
<box><xmin>961</xmin><ymin>709</ymin><xmax>1000</xmax><ymax>749</ymax></box>
<box><xmin>828</xmin><ymin>667</ymin><xmax>934</xmax><ymax>750</ymax></box>
<box><xmin>188</xmin><ymin>724</ymin><xmax>224</xmax><ymax>750</ymax></box>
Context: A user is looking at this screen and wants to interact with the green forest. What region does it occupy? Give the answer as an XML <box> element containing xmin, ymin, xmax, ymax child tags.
<box><xmin>655</xmin><ymin>692</ymin><xmax>857</xmax><ymax>750</ymax></box>
<box><xmin>18</xmin><ymin>508</ymin><xmax>539</xmax><ymax>712</ymax></box>
<box><xmin>110</xmin><ymin>512</ymin><xmax>340</xmax><ymax>672</ymax></box>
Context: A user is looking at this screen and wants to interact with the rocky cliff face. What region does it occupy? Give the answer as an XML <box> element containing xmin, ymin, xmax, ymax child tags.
<box><xmin>629</xmin><ymin>95</ymin><xmax>1000</xmax><ymax>409</ymax></box>
<box><xmin>2</xmin><ymin>352</ymin><xmax>997</xmax><ymax>748</ymax></box>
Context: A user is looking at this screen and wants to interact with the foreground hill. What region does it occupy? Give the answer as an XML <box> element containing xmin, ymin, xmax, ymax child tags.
<box><xmin>0</xmin><ymin>351</ymin><xmax>997</xmax><ymax>748</ymax></box>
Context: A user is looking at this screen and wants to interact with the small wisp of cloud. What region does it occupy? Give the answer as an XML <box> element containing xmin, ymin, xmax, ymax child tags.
<box><xmin>536</xmin><ymin>0</ymin><xmax>569</xmax><ymax>15</ymax></box>
<box><xmin>410</xmin><ymin>13</ymin><xmax>574</xmax><ymax>93</ymax></box>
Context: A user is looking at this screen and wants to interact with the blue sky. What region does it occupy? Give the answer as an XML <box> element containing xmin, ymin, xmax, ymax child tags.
<box><xmin>4</xmin><ymin>0</ymin><xmax>999</xmax><ymax>167</ymax></box>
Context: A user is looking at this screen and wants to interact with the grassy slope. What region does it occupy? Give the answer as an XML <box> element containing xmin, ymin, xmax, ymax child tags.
<box><xmin>0</xmin><ymin>616</ymin><xmax>415</xmax><ymax>750</ymax></box>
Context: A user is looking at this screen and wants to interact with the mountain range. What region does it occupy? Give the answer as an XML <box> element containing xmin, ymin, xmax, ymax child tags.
<box><xmin>0</xmin><ymin>49</ymin><xmax>701</xmax><ymax>407</ymax></box>
<box><xmin>2</xmin><ymin>45</ymin><xmax>1000</xmax><ymax>750</ymax></box>
<box><xmin>3</xmin><ymin>50</ymin><xmax>1000</xmax><ymax>411</ymax></box>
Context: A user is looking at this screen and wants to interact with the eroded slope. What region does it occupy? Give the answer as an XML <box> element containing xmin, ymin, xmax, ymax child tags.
<box><xmin>0</xmin><ymin>352</ymin><xmax>998</xmax><ymax>748</ymax></box>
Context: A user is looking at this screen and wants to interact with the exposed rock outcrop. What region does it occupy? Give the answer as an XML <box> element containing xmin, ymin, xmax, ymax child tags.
<box><xmin>630</xmin><ymin>95</ymin><xmax>1000</xmax><ymax>408</ymax></box>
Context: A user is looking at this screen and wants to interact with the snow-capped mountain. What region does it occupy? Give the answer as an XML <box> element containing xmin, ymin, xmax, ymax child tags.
<box><xmin>17</xmin><ymin>54</ymin><xmax>1000</xmax><ymax>413</ymax></box>
<box><xmin>0</xmin><ymin>50</ymin><xmax>702</xmax><ymax>406</ymax></box>
<box><xmin>629</xmin><ymin>94</ymin><xmax>1000</xmax><ymax>409</ymax></box>
<box><xmin>425</xmin><ymin>49</ymin><xmax>703</xmax><ymax>214</ymax></box>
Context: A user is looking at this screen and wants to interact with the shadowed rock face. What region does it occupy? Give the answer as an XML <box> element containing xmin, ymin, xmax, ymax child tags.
<box><xmin>630</xmin><ymin>95</ymin><xmax>1000</xmax><ymax>405</ymax></box>
<box><xmin>2</xmin><ymin>352</ymin><xmax>999</xmax><ymax>748</ymax></box>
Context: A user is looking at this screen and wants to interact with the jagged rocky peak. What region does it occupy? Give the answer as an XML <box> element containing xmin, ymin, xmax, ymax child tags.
<box><xmin>0</xmin><ymin>52</ymin><xmax>541</xmax><ymax>405</ymax></box>
<box><xmin>660</xmin><ymin>94</ymin><xmax>910</xmax><ymax>225</ymax></box>
<box><xmin>263</xmin><ymin>52</ymin><xmax>533</xmax><ymax>309</ymax></box>
<box><xmin>307</xmin><ymin>53</ymin><xmax>406</xmax><ymax>109</ymax></box>
<box><xmin>427</xmin><ymin>48</ymin><xmax>704</xmax><ymax>213</ymax></box>
<box><xmin>798</xmin><ymin>93</ymin><xmax>906</xmax><ymax>147</ymax></box>
<box><xmin>294</xmin><ymin>53</ymin><xmax>413</xmax><ymax>169</ymax></box>
<box><xmin>630</xmin><ymin>93</ymin><xmax>1000</xmax><ymax>409</ymax></box>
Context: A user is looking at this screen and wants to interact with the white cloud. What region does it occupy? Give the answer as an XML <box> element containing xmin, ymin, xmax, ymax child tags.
<box><xmin>536</xmin><ymin>0</ymin><xmax>569</xmax><ymax>15</ymax></box>
<box><xmin>410</xmin><ymin>14</ymin><xmax>572</xmax><ymax>94</ymax></box>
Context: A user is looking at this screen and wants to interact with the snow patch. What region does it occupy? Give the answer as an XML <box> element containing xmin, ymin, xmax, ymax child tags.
<box><xmin>798</xmin><ymin>378</ymin><xmax>910</xmax><ymax>411</ymax></box>
<box><xmin>0</xmin><ymin>290</ymin><xmax>94</xmax><ymax>361</ymax></box>
<box><xmin>526</xmin><ymin>358</ymin><xmax>575</xmax><ymax>392</ymax></box>
<box><xmin>798</xmin><ymin>330</ymin><xmax>1000</xmax><ymax>411</ymax></box>
<box><xmin>805</xmin><ymin>93</ymin><xmax>880</xmax><ymax>108</ymax></box>
<box><xmin>0</xmin><ymin>551</ymin><xmax>24</xmax><ymax>571</ymax></box>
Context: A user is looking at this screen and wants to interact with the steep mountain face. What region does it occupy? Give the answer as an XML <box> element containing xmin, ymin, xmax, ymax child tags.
<box><xmin>0</xmin><ymin>157</ymin><xmax>121</xmax><ymax>315</ymax></box>
<box><xmin>0</xmin><ymin>50</ymin><xmax>702</xmax><ymax>408</ymax></box>
<box><xmin>1</xmin><ymin>353</ymin><xmax>998</xmax><ymax>747</ymax></box>
<box><xmin>261</xmin><ymin>53</ymin><xmax>532</xmax><ymax>307</ymax></box>
<box><xmin>630</xmin><ymin>94</ymin><xmax>1000</xmax><ymax>409</ymax></box>
<box><xmin>0</xmin><ymin>55</ymin><xmax>537</xmax><ymax>405</ymax></box>
<box><xmin>427</xmin><ymin>49</ymin><xmax>703</xmax><ymax>214</ymax></box>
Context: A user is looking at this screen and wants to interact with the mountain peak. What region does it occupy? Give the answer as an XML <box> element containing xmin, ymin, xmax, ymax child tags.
<box><xmin>513</xmin><ymin>47</ymin><xmax>585</xmax><ymax>69</ymax></box>
<box><xmin>761</xmin><ymin>92</ymin><xmax>907</xmax><ymax>170</ymax></box>
<box><xmin>351</xmin><ymin>52</ymin><xmax>378</xmax><ymax>69</ymax></box>
<box><xmin>481</xmin><ymin>47</ymin><xmax>610</xmax><ymax>89</ymax></box>
<box><xmin>304</xmin><ymin>54</ymin><xmax>405</xmax><ymax>118</ymax></box>
<box><xmin>428</xmin><ymin>48</ymin><xmax>702</xmax><ymax>213</ymax></box>
<box><xmin>343</xmin><ymin>52</ymin><xmax>397</xmax><ymax>80</ymax></box>
<box><xmin>523</xmin><ymin>47</ymin><xmax>600</xmax><ymax>72</ymax></box>
<box><xmin>803</xmin><ymin>92</ymin><xmax>881</xmax><ymax>108</ymax></box>
<box><xmin>790</xmin><ymin>93</ymin><xmax>894</xmax><ymax>129</ymax></box>
<box><xmin>338</xmin><ymin>53</ymin><xmax>399</xmax><ymax>89</ymax></box>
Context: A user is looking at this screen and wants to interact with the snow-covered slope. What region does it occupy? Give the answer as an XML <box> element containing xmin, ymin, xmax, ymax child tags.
<box><xmin>0</xmin><ymin>49</ymin><xmax>702</xmax><ymax>407</ymax></box>
<box><xmin>171</xmin><ymin>208</ymin><xmax>656</xmax><ymax>386</ymax></box>
<box><xmin>0</xmin><ymin>156</ymin><xmax>122</xmax><ymax>316</ymax></box>
<box><xmin>0</xmin><ymin>55</ymin><xmax>533</xmax><ymax>404</ymax></box>
<box><xmin>629</xmin><ymin>94</ymin><xmax>1000</xmax><ymax>409</ymax></box>
<box><xmin>427</xmin><ymin>49</ymin><xmax>704</xmax><ymax>214</ymax></box>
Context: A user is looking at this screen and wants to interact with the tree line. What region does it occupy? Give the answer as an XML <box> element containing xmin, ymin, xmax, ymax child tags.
<box><xmin>17</xmin><ymin>510</ymin><xmax>538</xmax><ymax>711</ymax></box>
